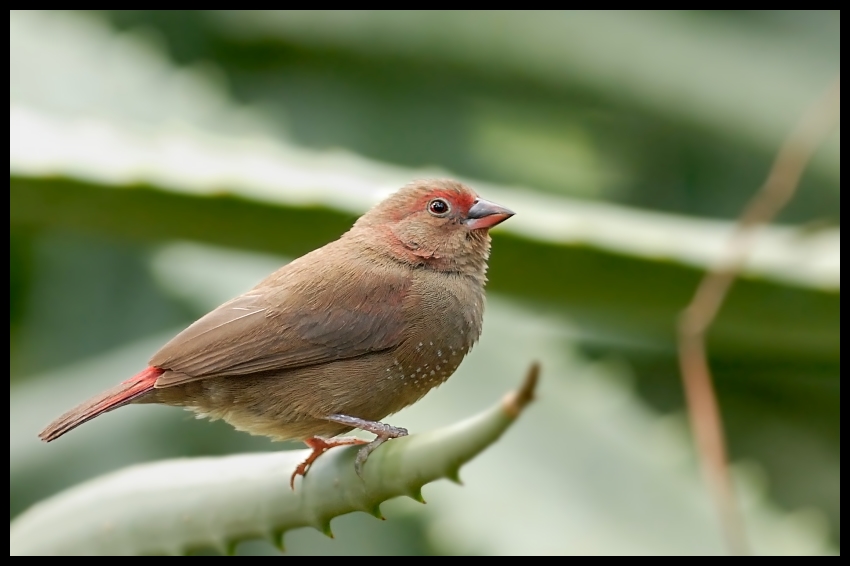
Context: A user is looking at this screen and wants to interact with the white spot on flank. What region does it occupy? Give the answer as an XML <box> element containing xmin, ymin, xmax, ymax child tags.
<box><xmin>418</xmin><ymin>342</ymin><xmax>423</xmax><ymax>347</ymax></box>
<box><xmin>430</xmin><ymin>370</ymin><xmax>435</xmax><ymax>376</ymax></box>
<box><xmin>429</xmin><ymin>341</ymin><xmax>433</xmax><ymax>346</ymax></box>
<box><xmin>437</xmin><ymin>350</ymin><xmax>443</xmax><ymax>357</ymax></box>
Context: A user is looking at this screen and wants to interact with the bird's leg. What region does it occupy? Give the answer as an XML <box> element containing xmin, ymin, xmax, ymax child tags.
<box><xmin>325</xmin><ymin>414</ymin><xmax>409</xmax><ymax>477</ymax></box>
<box><xmin>290</xmin><ymin>436</ymin><xmax>368</xmax><ymax>489</ymax></box>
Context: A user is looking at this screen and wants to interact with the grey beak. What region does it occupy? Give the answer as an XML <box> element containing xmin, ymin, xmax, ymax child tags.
<box><xmin>466</xmin><ymin>198</ymin><xmax>515</xmax><ymax>230</ymax></box>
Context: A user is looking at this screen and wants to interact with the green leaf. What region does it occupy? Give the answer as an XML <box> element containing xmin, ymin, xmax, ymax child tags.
<box><xmin>203</xmin><ymin>10</ymin><xmax>839</xmax><ymax>176</ymax></box>
<box><xmin>9</xmin><ymin>117</ymin><xmax>839</xmax><ymax>362</ymax></box>
<box><xmin>10</xmin><ymin>366</ymin><xmax>537</xmax><ymax>556</ymax></box>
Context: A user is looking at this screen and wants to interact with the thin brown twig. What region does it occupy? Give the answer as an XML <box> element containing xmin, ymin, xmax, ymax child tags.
<box><xmin>677</xmin><ymin>76</ymin><xmax>840</xmax><ymax>556</ymax></box>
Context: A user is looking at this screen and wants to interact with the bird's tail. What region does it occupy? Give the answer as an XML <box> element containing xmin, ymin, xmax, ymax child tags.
<box><xmin>38</xmin><ymin>366</ymin><xmax>164</xmax><ymax>442</ymax></box>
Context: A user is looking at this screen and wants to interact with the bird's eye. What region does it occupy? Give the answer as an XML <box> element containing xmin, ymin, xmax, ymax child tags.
<box><xmin>428</xmin><ymin>198</ymin><xmax>451</xmax><ymax>216</ymax></box>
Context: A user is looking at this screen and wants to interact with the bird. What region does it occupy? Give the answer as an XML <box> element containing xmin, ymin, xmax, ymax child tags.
<box><xmin>38</xmin><ymin>179</ymin><xmax>514</xmax><ymax>487</ymax></box>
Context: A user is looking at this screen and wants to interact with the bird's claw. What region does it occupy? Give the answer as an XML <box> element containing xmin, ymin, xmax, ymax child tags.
<box><xmin>354</xmin><ymin>438</ymin><xmax>385</xmax><ymax>478</ymax></box>
<box><xmin>325</xmin><ymin>414</ymin><xmax>409</xmax><ymax>477</ymax></box>
<box><xmin>290</xmin><ymin>435</ymin><xmax>369</xmax><ymax>490</ymax></box>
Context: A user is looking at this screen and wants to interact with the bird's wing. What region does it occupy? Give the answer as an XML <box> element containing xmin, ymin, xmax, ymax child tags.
<box><xmin>150</xmin><ymin>267</ymin><xmax>411</xmax><ymax>387</ymax></box>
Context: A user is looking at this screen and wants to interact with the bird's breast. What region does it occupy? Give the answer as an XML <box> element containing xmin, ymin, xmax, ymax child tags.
<box><xmin>386</xmin><ymin>272</ymin><xmax>484</xmax><ymax>396</ymax></box>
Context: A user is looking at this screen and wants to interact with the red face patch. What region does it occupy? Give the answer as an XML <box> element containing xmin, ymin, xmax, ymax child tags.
<box><xmin>418</xmin><ymin>188</ymin><xmax>477</xmax><ymax>216</ymax></box>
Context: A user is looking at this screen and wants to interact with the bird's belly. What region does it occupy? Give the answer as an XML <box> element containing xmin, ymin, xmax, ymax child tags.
<box><xmin>152</xmin><ymin>346</ymin><xmax>465</xmax><ymax>441</ymax></box>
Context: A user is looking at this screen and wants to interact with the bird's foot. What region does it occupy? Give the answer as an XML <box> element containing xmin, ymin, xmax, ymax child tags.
<box><xmin>290</xmin><ymin>435</ymin><xmax>369</xmax><ymax>490</ymax></box>
<box><xmin>325</xmin><ymin>414</ymin><xmax>409</xmax><ymax>477</ymax></box>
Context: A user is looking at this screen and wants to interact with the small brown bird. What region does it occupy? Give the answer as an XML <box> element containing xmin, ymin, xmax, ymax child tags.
<box><xmin>39</xmin><ymin>179</ymin><xmax>514</xmax><ymax>486</ymax></box>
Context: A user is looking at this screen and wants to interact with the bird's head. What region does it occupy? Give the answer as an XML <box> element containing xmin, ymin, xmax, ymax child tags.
<box><xmin>352</xmin><ymin>179</ymin><xmax>514</xmax><ymax>275</ymax></box>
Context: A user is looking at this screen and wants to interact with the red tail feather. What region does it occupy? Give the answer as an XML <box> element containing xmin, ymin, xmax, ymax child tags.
<box><xmin>38</xmin><ymin>366</ymin><xmax>164</xmax><ymax>442</ymax></box>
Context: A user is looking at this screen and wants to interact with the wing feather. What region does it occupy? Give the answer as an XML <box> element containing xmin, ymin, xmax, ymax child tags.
<box><xmin>150</xmin><ymin>257</ymin><xmax>411</xmax><ymax>388</ymax></box>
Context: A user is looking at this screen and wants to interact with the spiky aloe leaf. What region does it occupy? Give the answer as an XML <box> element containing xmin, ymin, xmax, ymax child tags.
<box><xmin>10</xmin><ymin>365</ymin><xmax>538</xmax><ymax>556</ymax></box>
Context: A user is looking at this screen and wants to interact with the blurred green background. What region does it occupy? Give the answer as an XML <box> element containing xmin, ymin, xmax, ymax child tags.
<box><xmin>9</xmin><ymin>10</ymin><xmax>839</xmax><ymax>555</ymax></box>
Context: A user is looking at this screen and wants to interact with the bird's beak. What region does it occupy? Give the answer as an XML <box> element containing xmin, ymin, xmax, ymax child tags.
<box><xmin>465</xmin><ymin>198</ymin><xmax>515</xmax><ymax>230</ymax></box>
